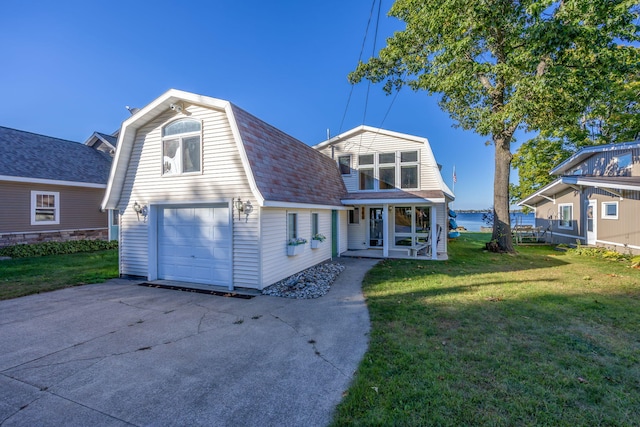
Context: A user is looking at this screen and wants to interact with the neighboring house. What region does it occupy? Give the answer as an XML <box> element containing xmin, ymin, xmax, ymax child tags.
<box><xmin>101</xmin><ymin>89</ymin><xmax>454</xmax><ymax>291</ymax></box>
<box><xmin>0</xmin><ymin>126</ymin><xmax>114</xmax><ymax>246</ymax></box>
<box><xmin>314</xmin><ymin>126</ymin><xmax>454</xmax><ymax>260</ymax></box>
<box><xmin>518</xmin><ymin>141</ymin><xmax>640</xmax><ymax>254</ymax></box>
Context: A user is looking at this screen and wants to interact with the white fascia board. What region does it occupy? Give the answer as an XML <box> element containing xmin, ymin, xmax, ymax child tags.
<box><xmin>262</xmin><ymin>200</ymin><xmax>348</xmax><ymax>210</ymax></box>
<box><xmin>342</xmin><ymin>198</ymin><xmax>446</xmax><ymax>205</ymax></box>
<box><xmin>572</xmin><ymin>177</ymin><xmax>640</xmax><ymax>192</ymax></box>
<box><xmin>313</xmin><ymin>125</ymin><xmax>429</xmax><ymax>149</ymax></box>
<box><xmin>0</xmin><ymin>175</ymin><xmax>106</xmax><ymax>189</ymax></box>
<box><xmin>224</xmin><ymin>104</ymin><xmax>266</xmax><ymax>206</ymax></box>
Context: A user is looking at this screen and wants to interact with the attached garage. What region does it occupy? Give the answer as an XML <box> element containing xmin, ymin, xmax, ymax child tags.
<box><xmin>157</xmin><ymin>205</ymin><xmax>232</xmax><ymax>287</ymax></box>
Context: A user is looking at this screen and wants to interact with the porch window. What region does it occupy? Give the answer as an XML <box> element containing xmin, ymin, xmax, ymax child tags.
<box><xmin>602</xmin><ymin>201</ymin><xmax>618</xmax><ymax>219</ymax></box>
<box><xmin>394</xmin><ymin>206</ymin><xmax>431</xmax><ymax>249</ymax></box>
<box><xmin>338</xmin><ymin>155</ymin><xmax>351</xmax><ymax>175</ymax></box>
<box><xmin>162</xmin><ymin>119</ymin><xmax>202</xmax><ymax>175</ymax></box>
<box><xmin>287</xmin><ymin>213</ymin><xmax>298</xmax><ymax>240</ymax></box>
<box><xmin>31</xmin><ymin>191</ymin><xmax>59</xmax><ymax>225</ymax></box>
<box><xmin>558</xmin><ymin>204</ymin><xmax>573</xmax><ymax>229</ymax></box>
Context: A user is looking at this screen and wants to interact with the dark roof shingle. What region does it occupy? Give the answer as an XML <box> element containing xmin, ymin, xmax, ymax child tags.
<box><xmin>231</xmin><ymin>105</ymin><xmax>346</xmax><ymax>206</ymax></box>
<box><xmin>0</xmin><ymin>126</ymin><xmax>112</xmax><ymax>184</ymax></box>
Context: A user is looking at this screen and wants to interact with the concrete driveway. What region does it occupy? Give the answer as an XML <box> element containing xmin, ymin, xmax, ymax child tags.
<box><xmin>0</xmin><ymin>258</ymin><xmax>377</xmax><ymax>427</ymax></box>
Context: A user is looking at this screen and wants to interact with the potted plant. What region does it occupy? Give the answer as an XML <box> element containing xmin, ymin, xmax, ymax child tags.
<box><xmin>287</xmin><ymin>238</ymin><xmax>307</xmax><ymax>256</ymax></box>
<box><xmin>311</xmin><ymin>233</ymin><xmax>326</xmax><ymax>249</ymax></box>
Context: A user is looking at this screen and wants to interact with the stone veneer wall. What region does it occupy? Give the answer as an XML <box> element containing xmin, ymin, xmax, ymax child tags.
<box><xmin>0</xmin><ymin>229</ymin><xmax>108</xmax><ymax>248</ymax></box>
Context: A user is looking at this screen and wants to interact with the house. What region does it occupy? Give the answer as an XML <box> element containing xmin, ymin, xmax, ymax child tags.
<box><xmin>314</xmin><ymin>126</ymin><xmax>454</xmax><ymax>260</ymax></box>
<box><xmin>0</xmin><ymin>126</ymin><xmax>115</xmax><ymax>246</ymax></box>
<box><xmin>518</xmin><ymin>141</ymin><xmax>640</xmax><ymax>254</ymax></box>
<box><xmin>101</xmin><ymin>89</ymin><xmax>454</xmax><ymax>291</ymax></box>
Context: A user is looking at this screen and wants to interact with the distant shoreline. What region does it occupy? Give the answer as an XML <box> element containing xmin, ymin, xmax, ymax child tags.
<box><xmin>454</xmin><ymin>209</ymin><xmax>526</xmax><ymax>214</ymax></box>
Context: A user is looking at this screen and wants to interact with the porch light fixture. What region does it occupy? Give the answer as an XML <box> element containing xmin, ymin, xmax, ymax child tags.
<box><xmin>133</xmin><ymin>201</ymin><xmax>148</xmax><ymax>222</ymax></box>
<box><xmin>234</xmin><ymin>198</ymin><xmax>253</xmax><ymax>222</ymax></box>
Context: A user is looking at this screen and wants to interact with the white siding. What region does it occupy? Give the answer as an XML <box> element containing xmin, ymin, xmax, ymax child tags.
<box><xmin>318</xmin><ymin>132</ymin><xmax>442</xmax><ymax>192</ymax></box>
<box><xmin>347</xmin><ymin>208</ymin><xmax>367</xmax><ymax>250</ymax></box>
<box><xmin>339</xmin><ymin>209</ymin><xmax>348</xmax><ymax>255</ymax></box>
<box><xmin>261</xmin><ymin>208</ymin><xmax>332</xmax><ymax>288</ymax></box>
<box><xmin>117</xmin><ymin>104</ymin><xmax>259</xmax><ymax>287</ymax></box>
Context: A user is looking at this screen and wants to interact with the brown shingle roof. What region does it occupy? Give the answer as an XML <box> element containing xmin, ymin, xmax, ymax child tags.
<box><xmin>343</xmin><ymin>190</ymin><xmax>445</xmax><ymax>201</ymax></box>
<box><xmin>231</xmin><ymin>105</ymin><xmax>346</xmax><ymax>206</ymax></box>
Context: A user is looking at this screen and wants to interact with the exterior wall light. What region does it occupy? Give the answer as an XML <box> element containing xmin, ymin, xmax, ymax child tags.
<box><xmin>235</xmin><ymin>198</ymin><xmax>253</xmax><ymax>222</ymax></box>
<box><xmin>133</xmin><ymin>201</ymin><xmax>148</xmax><ymax>222</ymax></box>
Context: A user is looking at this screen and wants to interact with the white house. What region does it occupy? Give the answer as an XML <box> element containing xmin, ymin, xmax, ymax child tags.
<box><xmin>102</xmin><ymin>89</ymin><xmax>454</xmax><ymax>291</ymax></box>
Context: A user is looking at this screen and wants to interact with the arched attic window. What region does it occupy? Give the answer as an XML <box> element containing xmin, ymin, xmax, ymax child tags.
<box><xmin>162</xmin><ymin>118</ymin><xmax>202</xmax><ymax>175</ymax></box>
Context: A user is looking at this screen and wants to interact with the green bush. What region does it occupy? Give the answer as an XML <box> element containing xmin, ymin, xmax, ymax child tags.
<box><xmin>569</xmin><ymin>244</ymin><xmax>630</xmax><ymax>262</ymax></box>
<box><xmin>0</xmin><ymin>240</ymin><xmax>118</xmax><ymax>258</ymax></box>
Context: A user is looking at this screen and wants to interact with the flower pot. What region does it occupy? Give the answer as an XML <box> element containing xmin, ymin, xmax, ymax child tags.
<box><xmin>287</xmin><ymin>245</ymin><xmax>303</xmax><ymax>256</ymax></box>
<box><xmin>311</xmin><ymin>240</ymin><xmax>322</xmax><ymax>249</ymax></box>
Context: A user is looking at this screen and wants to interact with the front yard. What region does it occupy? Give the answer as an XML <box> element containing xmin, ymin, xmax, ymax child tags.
<box><xmin>332</xmin><ymin>233</ymin><xmax>640</xmax><ymax>426</ymax></box>
<box><xmin>0</xmin><ymin>249</ymin><xmax>118</xmax><ymax>300</ymax></box>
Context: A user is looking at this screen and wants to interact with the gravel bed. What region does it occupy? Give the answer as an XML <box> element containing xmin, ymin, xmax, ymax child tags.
<box><xmin>261</xmin><ymin>263</ymin><xmax>346</xmax><ymax>299</ymax></box>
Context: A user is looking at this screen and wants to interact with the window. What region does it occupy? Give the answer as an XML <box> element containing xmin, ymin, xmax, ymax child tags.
<box><xmin>615</xmin><ymin>153</ymin><xmax>632</xmax><ymax>170</ymax></box>
<box><xmin>393</xmin><ymin>206</ymin><xmax>431</xmax><ymax>250</ymax></box>
<box><xmin>348</xmin><ymin>208</ymin><xmax>360</xmax><ymax>224</ymax></box>
<box><xmin>31</xmin><ymin>191</ymin><xmax>59</xmax><ymax>225</ymax></box>
<box><xmin>359</xmin><ymin>168</ymin><xmax>375</xmax><ymax>190</ymax></box>
<box><xmin>558</xmin><ymin>204</ymin><xmax>573</xmax><ymax>229</ymax></box>
<box><xmin>162</xmin><ymin>119</ymin><xmax>202</xmax><ymax>175</ymax></box>
<box><xmin>357</xmin><ymin>150</ymin><xmax>420</xmax><ymax>190</ymax></box>
<box><xmin>338</xmin><ymin>155</ymin><xmax>351</xmax><ymax>175</ymax></box>
<box><xmin>602</xmin><ymin>201</ymin><xmax>618</xmax><ymax>219</ymax></box>
<box><xmin>287</xmin><ymin>213</ymin><xmax>298</xmax><ymax>240</ymax></box>
<box><xmin>311</xmin><ymin>213</ymin><xmax>319</xmax><ymax>236</ymax></box>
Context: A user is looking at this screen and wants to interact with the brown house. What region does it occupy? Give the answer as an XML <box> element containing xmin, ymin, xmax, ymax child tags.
<box><xmin>0</xmin><ymin>126</ymin><xmax>116</xmax><ymax>247</ymax></box>
<box><xmin>518</xmin><ymin>141</ymin><xmax>640</xmax><ymax>254</ymax></box>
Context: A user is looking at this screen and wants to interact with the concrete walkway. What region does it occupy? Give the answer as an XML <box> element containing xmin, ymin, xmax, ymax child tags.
<box><xmin>0</xmin><ymin>257</ymin><xmax>378</xmax><ymax>427</ymax></box>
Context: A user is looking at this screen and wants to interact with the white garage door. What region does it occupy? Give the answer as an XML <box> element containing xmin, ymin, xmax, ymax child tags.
<box><xmin>158</xmin><ymin>205</ymin><xmax>232</xmax><ymax>287</ymax></box>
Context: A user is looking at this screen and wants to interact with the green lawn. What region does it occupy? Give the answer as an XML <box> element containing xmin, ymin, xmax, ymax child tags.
<box><xmin>0</xmin><ymin>249</ymin><xmax>119</xmax><ymax>300</ymax></box>
<box><xmin>332</xmin><ymin>233</ymin><xmax>640</xmax><ymax>426</ymax></box>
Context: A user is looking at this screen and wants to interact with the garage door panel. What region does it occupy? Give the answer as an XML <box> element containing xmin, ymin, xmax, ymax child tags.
<box><xmin>158</xmin><ymin>205</ymin><xmax>232</xmax><ymax>287</ymax></box>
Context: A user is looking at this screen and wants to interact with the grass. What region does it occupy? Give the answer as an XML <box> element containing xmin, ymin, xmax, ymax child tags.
<box><xmin>332</xmin><ymin>233</ymin><xmax>640</xmax><ymax>426</ymax></box>
<box><xmin>0</xmin><ymin>249</ymin><xmax>119</xmax><ymax>300</ymax></box>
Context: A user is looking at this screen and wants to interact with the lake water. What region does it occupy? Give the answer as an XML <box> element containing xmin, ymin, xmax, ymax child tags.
<box><xmin>452</xmin><ymin>211</ymin><xmax>535</xmax><ymax>232</ymax></box>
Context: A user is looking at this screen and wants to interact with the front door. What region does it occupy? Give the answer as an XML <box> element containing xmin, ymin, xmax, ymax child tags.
<box><xmin>369</xmin><ymin>207</ymin><xmax>384</xmax><ymax>247</ymax></box>
<box><xmin>587</xmin><ymin>199</ymin><xmax>596</xmax><ymax>245</ymax></box>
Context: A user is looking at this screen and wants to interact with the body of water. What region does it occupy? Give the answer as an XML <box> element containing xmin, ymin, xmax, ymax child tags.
<box><xmin>452</xmin><ymin>211</ymin><xmax>535</xmax><ymax>232</ymax></box>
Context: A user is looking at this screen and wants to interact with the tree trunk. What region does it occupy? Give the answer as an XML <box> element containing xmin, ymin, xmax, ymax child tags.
<box><xmin>490</xmin><ymin>134</ymin><xmax>515</xmax><ymax>253</ymax></box>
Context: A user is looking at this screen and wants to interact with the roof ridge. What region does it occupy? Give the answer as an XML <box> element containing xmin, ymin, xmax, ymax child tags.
<box><xmin>0</xmin><ymin>125</ymin><xmax>82</xmax><ymax>145</ymax></box>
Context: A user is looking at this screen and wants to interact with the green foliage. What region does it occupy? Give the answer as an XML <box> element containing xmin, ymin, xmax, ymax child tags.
<box><xmin>0</xmin><ymin>240</ymin><xmax>118</xmax><ymax>259</ymax></box>
<box><xmin>569</xmin><ymin>244</ymin><xmax>631</xmax><ymax>263</ymax></box>
<box><xmin>349</xmin><ymin>0</ymin><xmax>640</xmax><ymax>251</ymax></box>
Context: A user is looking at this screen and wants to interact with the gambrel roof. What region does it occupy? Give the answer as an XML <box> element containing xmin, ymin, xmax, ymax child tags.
<box><xmin>101</xmin><ymin>89</ymin><xmax>346</xmax><ymax>210</ymax></box>
<box><xmin>0</xmin><ymin>126</ymin><xmax>112</xmax><ymax>187</ymax></box>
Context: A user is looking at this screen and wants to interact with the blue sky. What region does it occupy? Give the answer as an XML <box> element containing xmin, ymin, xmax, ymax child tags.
<box><xmin>0</xmin><ymin>0</ymin><xmax>526</xmax><ymax>210</ymax></box>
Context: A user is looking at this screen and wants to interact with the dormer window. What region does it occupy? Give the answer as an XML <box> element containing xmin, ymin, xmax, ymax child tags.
<box><xmin>162</xmin><ymin>119</ymin><xmax>202</xmax><ymax>175</ymax></box>
<box><xmin>357</xmin><ymin>151</ymin><xmax>419</xmax><ymax>190</ymax></box>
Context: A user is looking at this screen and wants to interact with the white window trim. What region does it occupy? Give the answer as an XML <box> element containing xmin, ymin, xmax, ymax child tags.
<box><xmin>601</xmin><ymin>201</ymin><xmax>619</xmax><ymax>220</ymax></box>
<box><xmin>558</xmin><ymin>203</ymin><xmax>573</xmax><ymax>230</ymax></box>
<box><xmin>161</xmin><ymin>119</ymin><xmax>203</xmax><ymax>177</ymax></box>
<box><xmin>348</xmin><ymin>207</ymin><xmax>360</xmax><ymax>225</ymax></box>
<box><xmin>310</xmin><ymin>212</ymin><xmax>319</xmax><ymax>238</ymax></box>
<box><xmin>31</xmin><ymin>191</ymin><xmax>60</xmax><ymax>225</ymax></box>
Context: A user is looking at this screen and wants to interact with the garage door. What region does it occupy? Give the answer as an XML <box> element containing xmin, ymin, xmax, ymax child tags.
<box><xmin>158</xmin><ymin>205</ymin><xmax>232</xmax><ymax>287</ymax></box>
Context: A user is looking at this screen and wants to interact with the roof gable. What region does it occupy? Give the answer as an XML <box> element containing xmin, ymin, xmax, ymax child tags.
<box><xmin>551</xmin><ymin>140</ymin><xmax>640</xmax><ymax>175</ymax></box>
<box><xmin>0</xmin><ymin>126</ymin><xmax>112</xmax><ymax>185</ymax></box>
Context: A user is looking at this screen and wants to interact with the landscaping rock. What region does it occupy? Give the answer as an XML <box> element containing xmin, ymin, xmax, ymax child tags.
<box><xmin>261</xmin><ymin>263</ymin><xmax>346</xmax><ymax>299</ymax></box>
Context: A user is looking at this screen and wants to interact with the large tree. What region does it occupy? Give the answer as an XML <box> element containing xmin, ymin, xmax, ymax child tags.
<box><xmin>349</xmin><ymin>0</ymin><xmax>640</xmax><ymax>252</ymax></box>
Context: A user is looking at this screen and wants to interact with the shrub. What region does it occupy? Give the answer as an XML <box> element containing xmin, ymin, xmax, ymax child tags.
<box><xmin>569</xmin><ymin>244</ymin><xmax>630</xmax><ymax>262</ymax></box>
<box><xmin>0</xmin><ymin>240</ymin><xmax>118</xmax><ymax>258</ymax></box>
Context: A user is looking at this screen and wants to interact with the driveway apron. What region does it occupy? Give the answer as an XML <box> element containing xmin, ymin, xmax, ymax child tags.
<box><xmin>0</xmin><ymin>257</ymin><xmax>378</xmax><ymax>427</ymax></box>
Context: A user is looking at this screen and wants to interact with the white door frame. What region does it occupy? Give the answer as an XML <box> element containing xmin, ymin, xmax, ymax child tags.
<box><xmin>586</xmin><ymin>199</ymin><xmax>597</xmax><ymax>245</ymax></box>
